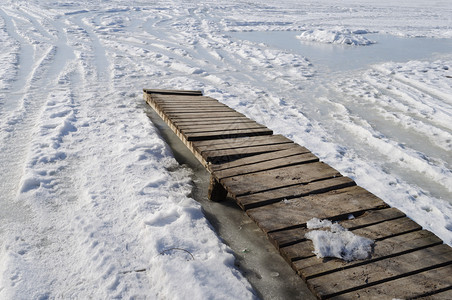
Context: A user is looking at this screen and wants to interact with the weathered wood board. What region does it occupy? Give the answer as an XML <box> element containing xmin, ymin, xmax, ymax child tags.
<box><xmin>220</xmin><ymin>162</ymin><xmax>343</xmax><ymax>196</ymax></box>
<box><xmin>236</xmin><ymin>176</ymin><xmax>356</xmax><ymax>209</ymax></box>
<box><xmin>308</xmin><ymin>244</ymin><xmax>452</xmax><ymax>298</ymax></box>
<box><xmin>143</xmin><ymin>88</ymin><xmax>202</xmax><ymax>95</ymax></box>
<box><xmin>210</xmin><ymin>145</ymin><xmax>313</xmax><ymax>171</ymax></box>
<box><xmin>144</xmin><ymin>89</ymin><xmax>452</xmax><ymax>300</ymax></box>
<box><xmin>184</xmin><ymin>127</ymin><xmax>273</xmax><ymax>141</ymax></box>
<box><xmin>246</xmin><ymin>186</ymin><xmax>388</xmax><ymax>233</ymax></box>
<box><xmin>268</xmin><ymin>208</ymin><xmax>406</xmax><ymax>248</ymax></box>
<box><xmin>335</xmin><ymin>266</ymin><xmax>452</xmax><ymax>299</ymax></box>
<box><xmin>295</xmin><ymin>229</ymin><xmax>442</xmax><ymax>280</ymax></box>
<box><xmin>180</xmin><ymin>122</ymin><xmax>269</xmax><ymax>134</ymax></box>
<box><xmin>176</xmin><ymin>120</ymin><xmax>262</xmax><ymax>131</ymax></box>
<box><xmin>202</xmin><ymin>143</ymin><xmax>297</xmax><ymax>164</ymax></box>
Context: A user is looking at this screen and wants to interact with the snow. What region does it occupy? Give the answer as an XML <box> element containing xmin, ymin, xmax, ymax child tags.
<box><xmin>0</xmin><ymin>0</ymin><xmax>451</xmax><ymax>298</ymax></box>
<box><xmin>305</xmin><ymin>218</ymin><xmax>374</xmax><ymax>261</ymax></box>
<box><xmin>297</xmin><ymin>28</ymin><xmax>376</xmax><ymax>46</ymax></box>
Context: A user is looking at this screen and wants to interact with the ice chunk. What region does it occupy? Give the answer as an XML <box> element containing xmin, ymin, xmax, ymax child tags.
<box><xmin>297</xmin><ymin>29</ymin><xmax>376</xmax><ymax>46</ymax></box>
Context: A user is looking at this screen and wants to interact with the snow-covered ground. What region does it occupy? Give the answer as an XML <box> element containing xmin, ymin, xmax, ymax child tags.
<box><xmin>0</xmin><ymin>0</ymin><xmax>451</xmax><ymax>298</ymax></box>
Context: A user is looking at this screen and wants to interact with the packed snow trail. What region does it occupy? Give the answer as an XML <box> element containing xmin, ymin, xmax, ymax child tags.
<box><xmin>0</xmin><ymin>2</ymin><xmax>256</xmax><ymax>298</ymax></box>
<box><xmin>0</xmin><ymin>0</ymin><xmax>451</xmax><ymax>298</ymax></box>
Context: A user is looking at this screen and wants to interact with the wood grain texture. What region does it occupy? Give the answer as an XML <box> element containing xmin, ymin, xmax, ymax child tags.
<box><xmin>213</xmin><ymin>152</ymin><xmax>318</xmax><ymax>180</ymax></box>
<box><xmin>202</xmin><ymin>143</ymin><xmax>296</xmax><ymax>164</ymax></box>
<box><xmin>308</xmin><ymin>244</ymin><xmax>452</xmax><ymax>299</ymax></box>
<box><xmin>184</xmin><ymin>127</ymin><xmax>273</xmax><ymax>141</ymax></box>
<box><xmin>268</xmin><ymin>208</ymin><xmax>405</xmax><ymax>248</ymax></box>
<box><xmin>167</xmin><ymin>112</ymin><xmax>245</xmax><ymax>119</ymax></box>
<box><xmin>176</xmin><ymin>120</ymin><xmax>261</xmax><ymax>131</ymax></box>
<box><xmin>143</xmin><ymin>89</ymin><xmax>202</xmax><ymax>96</ymax></box>
<box><xmin>181</xmin><ymin>122</ymin><xmax>268</xmax><ymax>134</ymax></box>
<box><xmin>192</xmin><ymin>134</ymin><xmax>291</xmax><ymax>148</ymax></box>
<box><xmin>236</xmin><ymin>176</ymin><xmax>356</xmax><ymax>210</ymax></box>
<box><xmin>209</xmin><ymin>144</ymin><xmax>312</xmax><ymax>172</ymax></box>
<box><xmin>221</xmin><ymin>161</ymin><xmax>342</xmax><ymax>196</ymax></box>
<box><xmin>293</xmin><ymin>223</ymin><xmax>437</xmax><ymax>278</ymax></box>
<box><xmin>333</xmin><ymin>266</ymin><xmax>452</xmax><ymax>299</ymax></box>
<box><xmin>247</xmin><ymin>186</ymin><xmax>387</xmax><ymax>233</ymax></box>
<box><xmin>414</xmin><ymin>288</ymin><xmax>452</xmax><ymax>300</ymax></box>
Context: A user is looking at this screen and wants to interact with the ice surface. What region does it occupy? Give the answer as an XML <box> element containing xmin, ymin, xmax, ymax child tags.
<box><xmin>0</xmin><ymin>0</ymin><xmax>451</xmax><ymax>298</ymax></box>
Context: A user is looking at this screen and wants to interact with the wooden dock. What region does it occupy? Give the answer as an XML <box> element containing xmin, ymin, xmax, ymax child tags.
<box><xmin>144</xmin><ymin>89</ymin><xmax>452</xmax><ymax>299</ymax></box>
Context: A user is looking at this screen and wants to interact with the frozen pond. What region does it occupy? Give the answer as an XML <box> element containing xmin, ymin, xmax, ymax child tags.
<box><xmin>231</xmin><ymin>31</ymin><xmax>452</xmax><ymax>72</ymax></box>
<box><xmin>1</xmin><ymin>0</ymin><xmax>451</xmax><ymax>298</ymax></box>
<box><xmin>230</xmin><ymin>30</ymin><xmax>452</xmax><ymax>207</ymax></box>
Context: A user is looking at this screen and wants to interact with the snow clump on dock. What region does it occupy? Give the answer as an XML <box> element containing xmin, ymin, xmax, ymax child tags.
<box><xmin>305</xmin><ymin>218</ymin><xmax>374</xmax><ymax>262</ymax></box>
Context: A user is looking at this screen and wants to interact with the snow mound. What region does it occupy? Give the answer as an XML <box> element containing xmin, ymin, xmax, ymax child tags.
<box><xmin>305</xmin><ymin>218</ymin><xmax>374</xmax><ymax>262</ymax></box>
<box><xmin>297</xmin><ymin>29</ymin><xmax>376</xmax><ymax>46</ymax></box>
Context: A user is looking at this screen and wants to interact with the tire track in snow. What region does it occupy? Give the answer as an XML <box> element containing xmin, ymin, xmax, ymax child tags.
<box><xmin>0</xmin><ymin>8</ymin><xmax>76</xmax><ymax>230</ymax></box>
<box><xmin>70</xmin><ymin>13</ymin><xmax>112</xmax><ymax>85</ymax></box>
<box><xmin>365</xmin><ymin>69</ymin><xmax>452</xmax><ymax>131</ymax></box>
<box><xmin>333</xmin><ymin>76</ymin><xmax>452</xmax><ymax>158</ymax></box>
<box><xmin>1</xmin><ymin>9</ymin><xmax>160</xmax><ymax>297</ymax></box>
<box><xmin>0</xmin><ymin>8</ymin><xmax>34</xmax><ymax>115</ymax></box>
<box><xmin>325</xmin><ymin>69</ymin><xmax>452</xmax><ymax>200</ymax></box>
<box><xmin>0</xmin><ymin>7</ymin><xmax>136</xmax><ymax>295</ymax></box>
<box><xmin>12</xmin><ymin>6</ymin><xmax>55</xmax><ymax>42</ymax></box>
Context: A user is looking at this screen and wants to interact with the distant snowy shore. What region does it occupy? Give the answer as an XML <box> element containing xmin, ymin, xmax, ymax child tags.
<box><xmin>0</xmin><ymin>0</ymin><xmax>451</xmax><ymax>298</ymax></box>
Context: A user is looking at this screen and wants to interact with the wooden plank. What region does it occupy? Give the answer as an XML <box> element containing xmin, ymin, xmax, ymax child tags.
<box><xmin>152</xmin><ymin>96</ymin><xmax>216</xmax><ymax>101</ymax></box>
<box><xmin>152</xmin><ymin>95</ymin><xmax>217</xmax><ymax>105</ymax></box>
<box><xmin>307</xmin><ymin>244</ymin><xmax>452</xmax><ymax>299</ymax></box>
<box><xmin>173</xmin><ymin>117</ymin><xmax>252</xmax><ymax>125</ymax></box>
<box><xmin>149</xmin><ymin>95</ymin><xmax>214</xmax><ymax>105</ymax></box>
<box><xmin>287</xmin><ymin>216</ymin><xmax>421</xmax><ymax>263</ymax></box>
<box><xmin>184</xmin><ymin>126</ymin><xmax>271</xmax><ymax>136</ymax></box>
<box><xmin>202</xmin><ymin>143</ymin><xmax>297</xmax><ymax>164</ymax></box>
<box><xmin>161</xmin><ymin>108</ymin><xmax>236</xmax><ymax>114</ymax></box>
<box><xmin>168</xmin><ymin>112</ymin><xmax>245</xmax><ymax>119</ymax></box>
<box><xmin>209</xmin><ymin>144</ymin><xmax>311</xmax><ymax>172</ymax></box>
<box><xmin>221</xmin><ymin>162</ymin><xmax>343</xmax><ymax>197</ymax></box>
<box><xmin>158</xmin><ymin>104</ymin><xmax>229</xmax><ymax>109</ymax></box>
<box><xmin>268</xmin><ymin>208</ymin><xmax>405</xmax><ymax>248</ymax></box>
<box><xmin>238</xmin><ymin>176</ymin><xmax>356</xmax><ymax>210</ymax></box>
<box><xmin>153</xmin><ymin>102</ymin><xmax>223</xmax><ymax>108</ymax></box>
<box><xmin>156</xmin><ymin>101</ymin><xmax>225</xmax><ymax>105</ymax></box>
<box><xmin>161</xmin><ymin>107</ymin><xmax>237</xmax><ymax>114</ymax></box>
<box><xmin>151</xmin><ymin>93</ymin><xmax>205</xmax><ymax>97</ymax></box>
<box><xmin>144</xmin><ymin>89</ymin><xmax>202</xmax><ymax>95</ymax></box>
<box><xmin>295</xmin><ymin>229</ymin><xmax>443</xmax><ymax>282</ymax></box>
<box><xmin>415</xmin><ymin>288</ymin><xmax>452</xmax><ymax>300</ymax></box>
<box><xmin>176</xmin><ymin>119</ymin><xmax>262</xmax><ymax>129</ymax></box>
<box><xmin>151</xmin><ymin>96</ymin><xmax>216</xmax><ymax>101</ymax></box>
<box><xmin>280</xmin><ymin>213</ymin><xmax>420</xmax><ymax>262</ymax></box>
<box><xmin>155</xmin><ymin>99</ymin><xmax>222</xmax><ymax>104</ymax></box>
<box><xmin>334</xmin><ymin>265</ymin><xmax>452</xmax><ymax>300</ymax></box>
<box><xmin>181</xmin><ymin>123</ymin><xmax>268</xmax><ymax>134</ymax></box>
<box><xmin>177</xmin><ymin>121</ymin><xmax>263</xmax><ymax>132</ymax></box>
<box><xmin>237</xmin><ymin>176</ymin><xmax>356</xmax><ymax>210</ymax></box>
<box><xmin>213</xmin><ymin>152</ymin><xmax>319</xmax><ymax>180</ymax></box>
<box><xmin>173</xmin><ymin>118</ymin><xmax>252</xmax><ymax>125</ymax></box>
<box><xmin>247</xmin><ymin>186</ymin><xmax>387</xmax><ymax>234</ymax></box>
<box><xmin>184</xmin><ymin>127</ymin><xmax>273</xmax><ymax>141</ymax></box>
<box><xmin>153</xmin><ymin>101</ymin><xmax>222</xmax><ymax>106</ymax></box>
<box><xmin>194</xmin><ymin>134</ymin><xmax>293</xmax><ymax>151</ymax></box>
